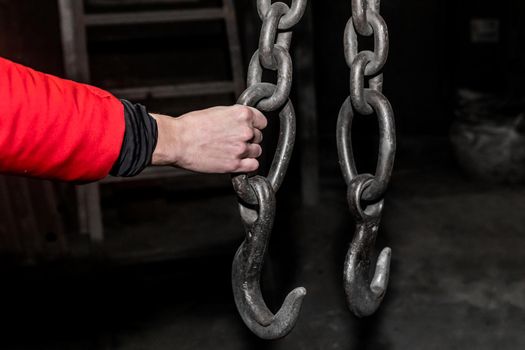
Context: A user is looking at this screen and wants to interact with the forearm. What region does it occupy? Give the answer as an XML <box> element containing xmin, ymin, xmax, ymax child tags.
<box><xmin>0</xmin><ymin>57</ymin><xmax>266</xmax><ymax>181</ymax></box>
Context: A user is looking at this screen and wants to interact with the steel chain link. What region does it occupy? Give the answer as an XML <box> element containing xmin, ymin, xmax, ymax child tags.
<box><xmin>337</xmin><ymin>0</ymin><xmax>396</xmax><ymax>317</ymax></box>
<box><xmin>231</xmin><ymin>0</ymin><xmax>307</xmax><ymax>339</ymax></box>
<box><xmin>339</xmin><ymin>0</ymin><xmax>395</xmax><ymax>204</ymax></box>
<box><xmin>233</xmin><ymin>0</ymin><xmax>305</xmax><ymax>205</ymax></box>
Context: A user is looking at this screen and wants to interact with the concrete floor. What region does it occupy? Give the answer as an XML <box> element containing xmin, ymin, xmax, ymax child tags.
<box><xmin>2</xmin><ymin>165</ymin><xmax>525</xmax><ymax>349</ymax></box>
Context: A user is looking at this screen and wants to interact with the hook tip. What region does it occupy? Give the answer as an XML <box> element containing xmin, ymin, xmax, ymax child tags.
<box><xmin>282</xmin><ymin>287</ymin><xmax>307</xmax><ymax>310</ymax></box>
<box><xmin>295</xmin><ymin>287</ymin><xmax>307</xmax><ymax>297</ymax></box>
<box><xmin>276</xmin><ymin>286</ymin><xmax>307</xmax><ymax>319</ymax></box>
<box><xmin>371</xmin><ymin>247</ymin><xmax>392</xmax><ymax>296</ymax></box>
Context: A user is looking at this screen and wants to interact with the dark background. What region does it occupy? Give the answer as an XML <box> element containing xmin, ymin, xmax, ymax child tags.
<box><xmin>1</xmin><ymin>0</ymin><xmax>525</xmax><ymax>349</ymax></box>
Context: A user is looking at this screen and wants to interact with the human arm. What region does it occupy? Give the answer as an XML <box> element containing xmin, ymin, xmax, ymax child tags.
<box><xmin>0</xmin><ymin>56</ymin><xmax>125</xmax><ymax>181</ymax></box>
<box><xmin>0</xmin><ymin>57</ymin><xmax>266</xmax><ymax>182</ymax></box>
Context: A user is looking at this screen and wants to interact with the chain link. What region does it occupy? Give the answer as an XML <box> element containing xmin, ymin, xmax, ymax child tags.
<box><xmin>248</xmin><ymin>46</ymin><xmax>293</xmax><ymax>111</ymax></box>
<box><xmin>257</xmin><ymin>0</ymin><xmax>308</xmax><ymax>30</ymax></box>
<box><xmin>351</xmin><ymin>0</ymin><xmax>380</xmax><ymax>36</ymax></box>
<box><xmin>339</xmin><ymin>0</ymin><xmax>395</xmax><ymax>203</ymax></box>
<box><xmin>233</xmin><ymin>0</ymin><xmax>306</xmax><ymax>205</ymax></box>
<box><xmin>337</xmin><ymin>0</ymin><xmax>396</xmax><ymax>317</ymax></box>
<box><xmin>231</xmin><ymin>1</ymin><xmax>307</xmax><ymax>339</ymax></box>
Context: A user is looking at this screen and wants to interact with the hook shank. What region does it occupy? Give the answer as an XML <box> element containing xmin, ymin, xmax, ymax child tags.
<box><xmin>343</xmin><ymin>174</ymin><xmax>391</xmax><ymax>317</ymax></box>
<box><xmin>232</xmin><ymin>176</ymin><xmax>306</xmax><ymax>339</ymax></box>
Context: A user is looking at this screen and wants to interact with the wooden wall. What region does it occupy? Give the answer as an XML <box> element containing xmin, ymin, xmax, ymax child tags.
<box><xmin>0</xmin><ymin>1</ymin><xmax>68</xmax><ymax>263</ymax></box>
<box><xmin>0</xmin><ymin>0</ymin><xmax>63</xmax><ymax>74</ymax></box>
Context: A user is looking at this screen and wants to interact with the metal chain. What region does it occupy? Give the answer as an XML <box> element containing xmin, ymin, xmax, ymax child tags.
<box><xmin>231</xmin><ymin>0</ymin><xmax>307</xmax><ymax>340</ymax></box>
<box><xmin>337</xmin><ymin>0</ymin><xmax>396</xmax><ymax>317</ymax></box>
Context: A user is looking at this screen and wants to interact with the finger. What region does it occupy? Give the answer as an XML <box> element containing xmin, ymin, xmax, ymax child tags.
<box><xmin>242</xmin><ymin>143</ymin><xmax>263</xmax><ymax>159</ymax></box>
<box><xmin>252</xmin><ymin>129</ymin><xmax>264</xmax><ymax>144</ymax></box>
<box><xmin>248</xmin><ymin>107</ymin><xmax>268</xmax><ymax>130</ymax></box>
<box><xmin>235</xmin><ymin>158</ymin><xmax>260</xmax><ymax>173</ymax></box>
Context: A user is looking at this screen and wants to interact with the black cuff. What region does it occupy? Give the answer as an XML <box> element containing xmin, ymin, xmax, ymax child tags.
<box><xmin>110</xmin><ymin>100</ymin><xmax>158</xmax><ymax>177</ymax></box>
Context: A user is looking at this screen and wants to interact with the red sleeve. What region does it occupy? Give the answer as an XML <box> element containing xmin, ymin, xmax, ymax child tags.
<box><xmin>0</xmin><ymin>57</ymin><xmax>125</xmax><ymax>182</ymax></box>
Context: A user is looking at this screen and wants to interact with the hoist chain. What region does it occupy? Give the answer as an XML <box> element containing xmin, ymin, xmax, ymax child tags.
<box><xmin>337</xmin><ymin>0</ymin><xmax>396</xmax><ymax>317</ymax></box>
<box><xmin>231</xmin><ymin>0</ymin><xmax>307</xmax><ymax>340</ymax></box>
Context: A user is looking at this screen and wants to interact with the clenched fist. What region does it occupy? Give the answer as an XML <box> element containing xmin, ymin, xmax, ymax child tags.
<box><xmin>150</xmin><ymin>105</ymin><xmax>268</xmax><ymax>173</ymax></box>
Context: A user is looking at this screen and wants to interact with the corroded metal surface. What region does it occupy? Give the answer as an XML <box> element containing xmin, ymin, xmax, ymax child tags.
<box><xmin>231</xmin><ymin>0</ymin><xmax>307</xmax><ymax>340</ymax></box>
<box><xmin>337</xmin><ymin>0</ymin><xmax>396</xmax><ymax>317</ymax></box>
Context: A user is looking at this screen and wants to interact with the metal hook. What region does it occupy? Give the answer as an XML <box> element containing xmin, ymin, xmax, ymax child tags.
<box><xmin>232</xmin><ymin>176</ymin><xmax>306</xmax><ymax>339</ymax></box>
<box><xmin>344</xmin><ymin>174</ymin><xmax>391</xmax><ymax>317</ymax></box>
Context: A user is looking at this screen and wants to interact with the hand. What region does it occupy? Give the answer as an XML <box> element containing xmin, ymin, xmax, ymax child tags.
<box><xmin>150</xmin><ymin>105</ymin><xmax>268</xmax><ymax>173</ymax></box>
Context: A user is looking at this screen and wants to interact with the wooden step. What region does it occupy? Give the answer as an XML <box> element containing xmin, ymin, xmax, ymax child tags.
<box><xmin>101</xmin><ymin>167</ymin><xmax>193</xmax><ymax>184</ymax></box>
<box><xmin>109</xmin><ymin>81</ymin><xmax>235</xmax><ymax>100</ymax></box>
<box><xmin>85</xmin><ymin>8</ymin><xmax>225</xmax><ymax>26</ymax></box>
<box><xmin>88</xmin><ymin>0</ymin><xmax>199</xmax><ymax>5</ymax></box>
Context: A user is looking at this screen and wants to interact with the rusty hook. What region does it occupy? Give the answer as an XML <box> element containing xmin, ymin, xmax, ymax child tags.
<box><xmin>344</xmin><ymin>174</ymin><xmax>391</xmax><ymax>317</ymax></box>
<box><xmin>232</xmin><ymin>176</ymin><xmax>306</xmax><ymax>339</ymax></box>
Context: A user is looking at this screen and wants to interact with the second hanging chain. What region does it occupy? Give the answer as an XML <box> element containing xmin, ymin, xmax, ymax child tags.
<box><xmin>337</xmin><ymin>0</ymin><xmax>397</xmax><ymax>317</ymax></box>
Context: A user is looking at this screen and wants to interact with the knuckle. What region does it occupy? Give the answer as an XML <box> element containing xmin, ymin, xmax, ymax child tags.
<box><xmin>248</xmin><ymin>159</ymin><xmax>260</xmax><ymax>172</ymax></box>
<box><xmin>241</xmin><ymin>126</ymin><xmax>255</xmax><ymax>140</ymax></box>
<box><xmin>260</xmin><ymin>115</ymin><xmax>268</xmax><ymax>129</ymax></box>
<box><xmin>235</xmin><ymin>105</ymin><xmax>253</xmax><ymax>122</ymax></box>
<box><xmin>255</xmin><ymin>130</ymin><xmax>264</xmax><ymax>142</ymax></box>
<box><xmin>254</xmin><ymin>144</ymin><xmax>263</xmax><ymax>157</ymax></box>
<box><xmin>233</xmin><ymin>142</ymin><xmax>247</xmax><ymax>155</ymax></box>
<box><xmin>229</xmin><ymin>159</ymin><xmax>242</xmax><ymax>171</ymax></box>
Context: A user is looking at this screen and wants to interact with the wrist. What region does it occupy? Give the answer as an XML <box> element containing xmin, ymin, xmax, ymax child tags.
<box><xmin>150</xmin><ymin>113</ymin><xmax>180</xmax><ymax>166</ymax></box>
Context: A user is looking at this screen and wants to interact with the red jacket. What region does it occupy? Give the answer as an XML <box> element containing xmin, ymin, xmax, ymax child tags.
<box><xmin>0</xmin><ymin>57</ymin><xmax>125</xmax><ymax>182</ymax></box>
